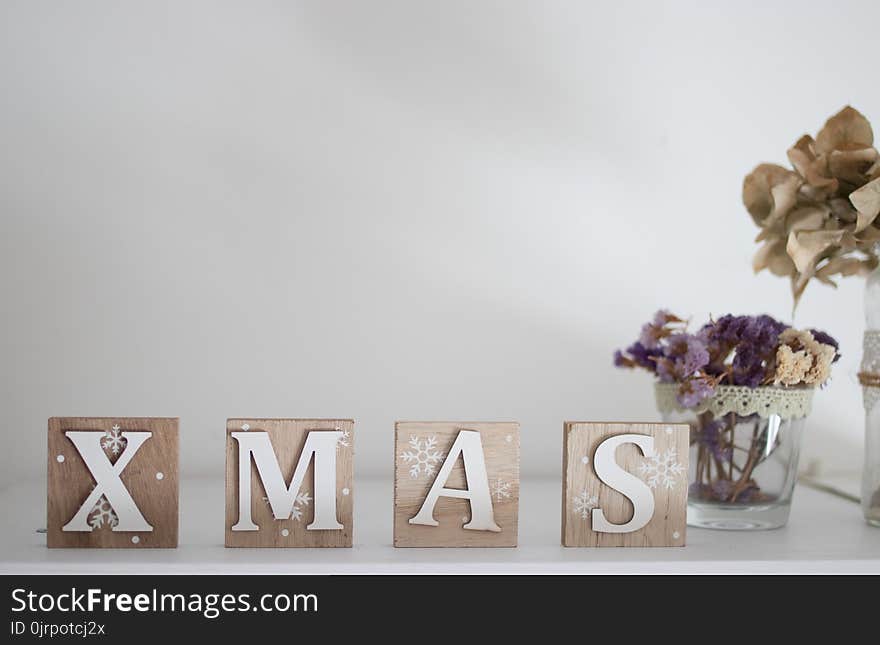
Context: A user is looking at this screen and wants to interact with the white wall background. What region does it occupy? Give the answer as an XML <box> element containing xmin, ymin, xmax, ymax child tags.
<box><xmin>1</xmin><ymin>1</ymin><xmax>878</xmax><ymax>487</ymax></box>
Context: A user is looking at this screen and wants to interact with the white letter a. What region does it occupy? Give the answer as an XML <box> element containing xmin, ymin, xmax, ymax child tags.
<box><xmin>409</xmin><ymin>430</ymin><xmax>501</xmax><ymax>532</ymax></box>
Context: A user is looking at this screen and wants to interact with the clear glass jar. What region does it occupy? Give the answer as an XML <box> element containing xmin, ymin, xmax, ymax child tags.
<box><xmin>862</xmin><ymin>263</ymin><xmax>880</xmax><ymax>526</ymax></box>
<box><xmin>657</xmin><ymin>384</ymin><xmax>809</xmax><ymax>530</ymax></box>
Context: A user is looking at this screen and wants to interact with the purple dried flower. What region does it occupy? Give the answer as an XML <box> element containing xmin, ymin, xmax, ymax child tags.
<box><xmin>735</xmin><ymin>484</ymin><xmax>761</xmax><ymax>503</ymax></box>
<box><xmin>653</xmin><ymin>310</ymin><xmax>675</xmax><ymax>326</ymax></box>
<box><xmin>730</xmin><ymin>345</ymin><xmax>766</xmax><ymax>388</ymax></box>
<box><xmin>665</xmin><ymin>333</ymin><xmax>710</xmax><ymax>378</ymax></box>
<box><xmin>699</xmin><ymin>314</ymin><xmax>790</xmax><ymax>386</ymax></box>
<box><xmin>614</xmin><ymin>310</ymin><xmax>837</xmax><ymax>390</ymax></box>
<box><xmin>708</xmin><ymin>480</ymin><xmax>760</xmax><ymax>503</ymax></box>
<box><xmin>613</xmin><ymin>341</ymin><xmax>663</xmax><ymax>374</ymax></box>
<box><xmin>676</xmin><ymin>377</ymin><xmax>716</xmax><ymax>408</ymax></box>
<box><xmin>639</xmin><ymin>322</ymin><xmax>662</xmax><ymax>349</ymax></box>
<box><xmin>654</xmin><ymin>357</ymin><xmax>677</xmax><ymax>383</ymax></box>
<box><xmin>696</xmin><ymin>418</ymin><xmax>733</xmax><ymax>462</ymax></box>
<box><xmin>710</xmin><ymin>479</ymin><xmax>734</xmax><ymax>499</ymax></box>
<box><xmin>688</xmin><ymin>482</ymin><xmax>711</xmax><ymax>500</ymax></box>
<box><xmin>629</xmin><ymin>341</ymin><xmax>663</xmax><ymax>370</ymax></box>
<box><xmin>809</xmin><ymin>329</ymin><xmax>841</xmax><ymax>362</ymax></box>
<box><xmin>638</xmin><ymin>310</ymin><xmax>681</xmax><ymax>349</ymax></box>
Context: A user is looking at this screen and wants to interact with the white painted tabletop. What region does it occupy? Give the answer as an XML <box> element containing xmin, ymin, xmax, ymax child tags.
<box><xmin>2</xmin><ymin>478</ymin><xmax>878</xmax><ymax>574</ymax></box>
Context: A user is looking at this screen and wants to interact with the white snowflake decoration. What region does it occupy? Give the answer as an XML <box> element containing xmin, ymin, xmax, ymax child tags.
<box><xmin>638</xmin><ymin>448</ymin><xmax>686</xmax><ymax>490</ymax></box>
<box><xmin>491</xmin><ymin>478</ymin><xmax>511</xmax><ymax>502</ymax></box>
<box><xmin>572</xmin><ymin>489</ymin><xmax>598</xmax><ymax>519</ymax></box>
<box><xmin>101</xmin><ymin>424</ymin><xmax>126</xmax><ymax>456</ymax></box>
<box><xmin>88</xmin><ymin>495</ymin><xmax>119</xmax><ymax>529</ymax></box>
<box><xmin>262</xmin><ymin>490</ymin><xmax>312</xmax><ymax>522</ymax></box>
<box><xmin>336</xmin><ymin>429</ymin><xmax>351</xmax><ymax>449</ymax></box>
<box><xmin>400</xmin><ymin>435</ymin><xmax>445</xmax><ymax>479</ymax></box>
<box><xmin>290</xmin><ymin>491</ymin><xmax>312</xmax><ymax>522</ymax></box>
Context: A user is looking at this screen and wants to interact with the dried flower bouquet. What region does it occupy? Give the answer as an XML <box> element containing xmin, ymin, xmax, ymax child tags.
<box><xmin>615</xmin><ymin>312</ymin><xmax>839</xmax><ymax>506</ymax></box>
<box><xmin>744</xmin><ymin>106</ymin><xmax>880</xmax><ymax>305</ymax></box>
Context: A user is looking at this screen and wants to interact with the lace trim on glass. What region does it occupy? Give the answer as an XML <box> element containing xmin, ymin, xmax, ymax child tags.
<box><xmin>654</xmin><ymin>383</ymin><xmax>814</xmax><ymax>420</ymax></box>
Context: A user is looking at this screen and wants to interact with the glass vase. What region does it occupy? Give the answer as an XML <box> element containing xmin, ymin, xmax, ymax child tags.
<box><xmin>656</xmin><ymin>383</ymin><xmax>812</xmax><ymax>530</ymax></box>
<box><xmin>862</xmin><ymin>263</ymin><xmax>880</xmax><ymax>526</ymax></box>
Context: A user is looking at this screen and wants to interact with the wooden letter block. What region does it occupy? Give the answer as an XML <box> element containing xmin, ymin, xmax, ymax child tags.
<box><xmin>47</xmin><ymin>417</ymin><xmax>179</xmax><ymax>548</ymax></box>
<box><xmin>394</xmin><ymin>421</ymin><xmax>519</xmax><ymax>547</ymax></box>
<box><xmin>562</xmin><ymin>422</ymin><xmax>689</xmax><ymax>547</ymax></box>
<box><xmin>225</xmin><ymin>418</ymin><xmax>354</xmax><ymax>547</ymax></box>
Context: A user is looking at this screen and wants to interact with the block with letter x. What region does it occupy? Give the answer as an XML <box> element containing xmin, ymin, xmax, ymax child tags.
<box><xmin>47</xmin><ymin>417</ymin><xmax>179</xmax><ymax>548</ymax></box>
<box><xmin>225</xmin><ymin>418</ymin><xmax>354</xmax><ymax>547</ymax></box>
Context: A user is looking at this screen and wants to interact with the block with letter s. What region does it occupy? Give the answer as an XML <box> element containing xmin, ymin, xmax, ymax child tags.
<box><xmin>562</xmin><ymin>422</ymin><xmax>689</xmax><ymax>547</ymax></box>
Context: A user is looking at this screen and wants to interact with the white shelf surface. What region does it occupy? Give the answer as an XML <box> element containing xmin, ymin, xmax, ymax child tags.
<box><xmin>2</xmin><ymin>477</ymin><xmax>879</xmax><ymax>574</ymax></box>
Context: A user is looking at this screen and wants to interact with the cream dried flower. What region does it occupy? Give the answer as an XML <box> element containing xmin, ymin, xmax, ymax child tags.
<box><xmin>806</xmin><ymin>349</ymin><xmax>835</xmax><ymax>385</ymax></box>
<box><xmin>773</xmin><ymin>329</ymin><xmax>836</xmax><ymax>386</ymax></box>
<box><xmin>774</xmin><ymin>345</ymin><xmax>813</xmax><ymax>386</ymax></box>
<box><xmin>744</xmin><ymin>106</ymin><xmax>880</xmax><ymax>306</ymax></box>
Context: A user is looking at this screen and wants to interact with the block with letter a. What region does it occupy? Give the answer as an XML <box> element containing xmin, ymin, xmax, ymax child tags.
<box><xmin>225</xmin><ymin>418</ymin><xmax>354</xmax><ymax>547</ymax></box>
<box><xmin>394</xmin><ymin>421</ymin><xmax>519</xmax><ymax>547</ymax></box>
<box><xmin>562</xmin><ymin>422</ymin><xmax>689</xmax><ymax>547</ymax></box>
<box><xmin>47</xmin><ymin>417</ymin><xmax>179</xmax><ymax>548</ymax></box>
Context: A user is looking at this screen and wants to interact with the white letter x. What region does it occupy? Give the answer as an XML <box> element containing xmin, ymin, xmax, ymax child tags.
<box><xmin>62</xmin><ymin>431</ymin><xmax>154</xmax><ymax>532</ymax></box>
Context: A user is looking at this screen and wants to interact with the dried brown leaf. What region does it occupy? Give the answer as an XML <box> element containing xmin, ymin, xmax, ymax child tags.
<box><xmin>828</xmin><ymin>146</ymin><xmax>879</xmax><ymax>186</ymax></box>
<box><xmin>798</xmin><ymin>182</ymin><xmax>836</xmax><ymax>204</ymax></box>
<box><xmin>742</xmin><ymin>164</ymin><xmax>800</xmax><ymax>227</ymax></box>
<box><xmin>753</xmin><ymin>239</ymin><xmax>795</xmax><ymax>276</ymax></box>
<box><xmin>788</xmin><ymin>136</ymin><xmax>836</xmax><ymax>189</ymax></box>
<box><xmin>856</xmin><ymin>225</ymin><xmax>880</xmax><ymax>244</ymax></box>
<box><xmin>816</xmin><ymin>106</ymin><xmax>874</xmax><ymax>154</ymax></box>
<box><xmin>828</xmin><ymin>198</ymin><xmax>858</xmax><ymax>223</ymax></box>
<box><xmin>814</xmin><ymin>273</ymin><xmax>838</xmax><ymax>287</ymax></box>
<box><xmin>851</xmin><ymin>177</ymin><xmax>880</xmax><ymax>232</ymax></box>
<box><xmin>786</xmin><ymin>229</ymin><xmax>845</xmax><ymax>274</ymax></box>
<box><xmin>791</xmin><ymin>271</ymin><xmax>811</xmax><ymax>307</ymax></box>
<box><xmin>785</xmin><ymin>206</ymin><xmax>828</xmax><ymax>235</ymax></box>
<box><xmin>816</xmin><ymin>256</ymin><xmax>875</xmax><ymax>282</ymax></box>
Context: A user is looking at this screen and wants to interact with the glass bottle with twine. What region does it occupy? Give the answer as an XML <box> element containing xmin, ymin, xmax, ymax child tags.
<box><xmin>859</xmin><ymin>260</ymin><xmax>880</xmax><ymax>526</ymax></box>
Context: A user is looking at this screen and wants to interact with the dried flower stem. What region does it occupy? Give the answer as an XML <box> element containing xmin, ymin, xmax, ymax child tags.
<box><xmin>691</xmin><ymin>411</ymin><xmax>783</xmax><ymax>504</ymax></box>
